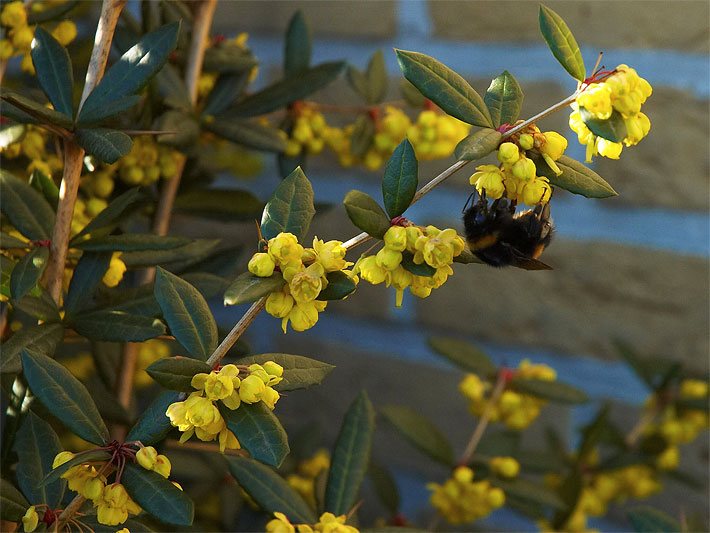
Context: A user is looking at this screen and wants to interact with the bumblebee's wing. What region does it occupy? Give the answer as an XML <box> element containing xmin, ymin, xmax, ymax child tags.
<box><xmin>501</xmin><ymin>243</ymin><xmax>553</xmax><ymax>270</ymax></box>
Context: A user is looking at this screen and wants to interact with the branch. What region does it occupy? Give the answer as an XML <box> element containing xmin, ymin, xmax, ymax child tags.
<box><xmin>459</xmin><ymin>371</ymin><xmax>507</xmax><ymax>465</ymax></box>
<box><xmin>206</xmin><ymin>297</ymin><xmax>266</xmax><ymax>368</ymax></box>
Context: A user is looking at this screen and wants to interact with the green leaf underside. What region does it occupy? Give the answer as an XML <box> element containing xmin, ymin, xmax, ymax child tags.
<box><xmin>395</xmin><ymin>49</ymin><xmax>492</xmax><ymax>128</ymax></box>
<box><xmin>1</xmin><ymin>478</ymin><xmax>29</xmax><ymax>521</ymax></box>
<box><xmin>428</xmin><ymin>337</ymin><xmax>497</xmax><ymax>377</ymax></box>
<box><xmin>343</xmin><ymin>190</ymin><xmax>390</xmax><ymax>239</ymax></box>
<box><xmin>204</xmin><ymin>119</ymin><xmax>286</xmax><ymax>153</ymax></box>
<box><xmin>0</xmin><ymin>171</ymin><xmax>56</xmax><ymax>240</ymax></box>
<box><xmin>71</xmin><ymin>310</ymin><xmax>166</xmax><ymax>342</ymax></box>
<box><xmin>21</xmin><ymin>350</ymin><xmax>109</xmax><ymax>445</ymax></box>
<box><xmin>381</xmin><ymin>405</ymin><xmax>453</xmax><ymax>465</ymax></box>
<box><xmin>512</xmin><ymin>378</ymin><xmax>588</xmax><ymax>404</ymax></box>
<box><xmin>368</xmin><ymin>462</ymin><xmax>400</xmax><ymax>515</ymax></box>
<box><xmin>146</xmin><ymin>356</ymin><xmax>211</xmax><ymax>391</ymax></box>
<box><xmin>260</xmin><ymin>166</ymin><xmax>316</xmax><ymax>242</ymax></box>
<box><xmin>227</xmin><ymin>62</ymin><xmax>345</xmax><ymax>117</ymax></box>
<box><xmin>10</xmin><ymin>246</ymin><xmax>49</xmax><ymax>301</ymax></box>
<box><xmin>154</xmin><ymin>268</ymin><xmax>217</xmax><ymax>360</ymax></box>
<box><xmin>236</xmin><ymin>353</ymin><xmax>335</xmax><ymax>391</ymax></box>
<box><xmin>400</xmin><ymin>251</ymin><xmax>436</xmax><ymax>277</ymax></box>
<box><xmin>531</xmin><ymin>154</ymin><xmax>617</xmax><ymax>198</ymax></box>
<box><xmin>316</xmin><ymin>271</ymin><xmax>357</xmax><ymax>301</ymax></box>
<box><xmin>455</xmin><ymin>128</ymin><xmax>502</xmax><ymax>161</ymax></box>
<box><xmin>627</xmin><ymin>506</ymin><xmax>681</xmax><ymax>533</ymax></box>
<box><xmin>285</xmin><ymin>11</ymin><xmax>311</xmax><ymax>75</ymax></box>
<box><xmin>122</xmin><ymin>462</ymin><xmax>194</xmax><ymax>526</ymax></box>
<box><xmin>126</xmin><ymin>391</ymin><xmax>182</xmax><ymax>444</ymax></box>
<box><xmin>31</xmin><ymin>27</ymin><xmax>74</xmax><ymax>118</ymax></box>
<box><xmin>121</xmin><ymin>239</ymin><xmax>220</xmax><ymax>269</ymax></box>
<box><xmin>221</xmin><ymin>402</ymin><xmax>290</xmax><ymax>467</ymax></box>
<box><xmin>0</xmin><ymin>89</ymin><xmax>73</xmax><ymax>128</ymax></box>
<box><xmin>382</xmin><ymin>139</ymin><xmax>418</xmax><ymax>218</ymax></box>
<box><xmin>75</xmin><ymin>234</ymin><xmax>190</xmax><ymax>252</ymax></box>
<box><xmin>226</xmin><ymin>456</ymin><xmax>316</xmax><ymax>523</ymax></box>
<box><xmin>75</xmin><ymin>129</ymin><xmax>133</xmax><ymax>164</ymax></box>
<box><xmin>174</xmin><ymin>189</ymin><xmax>263</xmax><ymax>220</ymax></box>
<box><xmin>1</xmin><ymin>323</ymin><xmax>64</xmax><ymax>374</ymax></box>
<box><xmin>224</xmin><ymin>272</ymin><xmax>286</xmax><ymax>306</ymax></box>
<box><xmin>72</xmin><ymin>188</ymin><xmax>143</xmax><ymax>241</ymax></box>
<box><xmin>14</xmin><ymin>412</ymin><xmax>65</xmax><ymax>507</ymax></box>
<box><xmin>580</xmin><ymin>107</ymin><xmax>628</xmax><ymax>143</ymax></box>
<box><xmin>64</xmin><ymin>252</ymin><xmax>112</xmax><ymax>317</ymax></box>
<box><xmin>484</xmin><ymin>71</ymin><xmax>524</xmax><ymax>127</ymax></box>
<box><xmin>79</xmin><ymin>22</ymin><xmax>181</xmax><ymax>120</ymax></box>
<box><xmin>538</xmin><ymin>5</ymin><xmax>586</xmax><ymax>82</ymax></box>
<box><xmin>324</xmin><ymin>391</ymin><xmax>375</xmax><ymax>515</ymax></box>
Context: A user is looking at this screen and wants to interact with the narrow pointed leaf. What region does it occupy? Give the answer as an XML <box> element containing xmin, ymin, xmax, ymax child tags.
<box><xmin>72</xmin><ymin>188</ymin><xmax>143</xmax><ymax>241</ymax></box>
<box><xmin>260</xmin><ymin>166</ymin><xmax>315</xmax><ymax>242</ymax></box>
<box><xmin>21</xmin><ymin>350</ymin><xmax>109</xmax><ymax>445</ymax></box>
<box><xmin>75</xmin><ymin>234</ymin><xmax>190</xmax><ymax>252</ymax></box>
<box><xmin>146</xmin><ymin>356</ymin><xmax>211</xmax><ymax>391</ymax></box>
<box><xmin>0</xmin><ymin>89</ymin><xmax>73</xmax><ymax>128</ymax></box>
<box><xmin>122</xmin><ymin>462</ymin><xmax>194</xmax><ymax>526</ymax></box>
<box><xmin>0</xmin><ymin>479</ymin><xmax>29</xmax><ymax>521</ymax></box>
<box><xmin>627</xmin><ymin>507</ymin><xmax>681</xmax><ymax>533</ymax></box>
<box><xmin>226</xmin><ymin>456</ymin><xmax>316</xmax><ymax>523</ymax></box>
<box><xmin>29</xmin><ymin>169</ymin><xmax>59</xmax><ymax>209</ymax></box>
<box><xmin>366</xmin><ymin>50</ymin><xmax>388</xmax><ymax>104</ymax></box>
<box><xmin>76</xmin><ymin>95</ymin><xmax>141</xmax><ymax>125</ymax></box>
<box><xmin>539</xmin><ymin>5</ymin><xmax>586</xmax><ymax>82</ymax></box>
<box><xmin>512</xmin><ymin>379</ymin><xmax>588</xmax><ymax>404</ymax></box>
<box><xmin>202</xmin><ymin>71</ymin><xmax>250</xmax><ymax>117</ymax></box>
<box><xmin>14</xmin><ymin>411</ymin><xmax>65</xmax><ymax>507</ymax></box>
<box><xmin>0</xmin><ymin>171</ymin><xmax>55</xmax><ymax>240</ymax></box>
<box><xmin>316</xmin><ymin>271</ymin><xmax>357</xmax><ymax>301</ymax></box>
<box><xmin>71</xmin><ymin>310</ymin><xmax>166</xmax><ymax>342</ymax></box>
<box><xmin>324</xmin><ymin>391</ymin><xmax>375</xmax><ymax>515</ymax></box>
<box><xmin>346</xmin><ymin>67</ymin><xmax>369</xmax><ymax>101</ymax></box>
<box><xmin>455</xmin><ymin>128</ymin><xmax>502</xmax><ymax>161</ymax></box>
<box><xmin>343</xmin><ymin>190</ymin><xmax>390</xmax><ymax>239</ymax></box>
<box><xmin>126</xmin><ymin>391</ymin><xmax>182</xmax><ymax>444</ymax></box>
<box><xmin>154</xmin><ymin>267</ymin><xmax>217</xmax><ymax>360</ymax></box>
<box><xmin>1</xmin><ymin>233</ymin><xmax>29</xmax><ymax>249</ymax></box>
<box><xmin>221</xmin><ymin>402</ymin><xmax>290</xmax><ymax>467</ymax></box>
<box><xmin>1</xmin><ymin>323</ymin><xmax>64</xmax><ymax>374</ymax></box>
<box><xmin>484</xmin><ymin>71</ymin><xmax>523</xmax><ymax>127</ymax></box>
<box><xmin>236</xmin><ymin>354</ymin><xmax>335</xmax><ymax>391</ymax></box>
<box><xmin>174</xmin><ymin>189</ymin><xmax>263</xmax><ymax>221</ymax></box>
<box><xmin>14</xmin><ymin>290</ymin><xmax>60</xmax><ymax>322</ymax></box>
<box><xmin>10</xmin><ymin>246</ymin><xmax>49</xmax><ymax>300</ymax></box>
<box><xmin>428</xmin><ymin>337</ymin><xmax>497</xmax><ymax>377</ymax></box>
<box><xmin>122</xmin><ymin>239</ymin><xmax>220</xmax><ymax>269</ymax></box>
<box><xmin>75</xmin><ymin>129</ymin><xmax>133</xmax><ymax>164</ymax></box>
<box><xmin>64</xmin><ymin>252</ymin><xmax>112</xmax><ymax>317</ymax></box>
<box><xmin>395</xmin><ymin>49</ymin><xmax>492</xmax><ymax>128</ymax></box>
<box><xmin>531</xmin><ymin>154</ymin><xmax>617</xmax><ymax>198</ymax></box>
<box><xmin>349</xmin><ymin>114</ymin><xmax>375</xmax><ymax>158</ymax></box>
<box><xmin>369</xmin><ymin>462</ymin><xmax>400</xmax><ymax>515</ymax></box>
<box><xmin>580</xmin><ymin>108</ymin><xmax>627</xmax><ymax>143</ymax></box>
<box><xmin>224</xmin><ymin>272</ymin><xmax>286</xmax><ymax>306</ymax></box>
<box><xmin>30</xmin><ymin>27</ymin><xmax>74</xmax><ymax>117</ymax></box>
<box><xmin>381</xmin><ymin>405</ymin><xmax>453</xmax><ymax>465</ymax></box>
<box><xmin>205</xmin><ymin>118</ymin><xmax>286</xmax><ymax>152</ymax></box>
<box><xmin>382</xmin><ymin>139</ymin><xmax>418</xmax><ymax>218</ymax></box>
<box><xmin>284</xmin><ymin>11</ymin><xmax>311</xmax><ymax>74</ymax></box>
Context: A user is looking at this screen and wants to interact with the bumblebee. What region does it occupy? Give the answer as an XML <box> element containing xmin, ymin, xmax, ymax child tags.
<box><xmin>462</xmin><ymin>191</ymin><xmax>553</xmax><ymax>270</ymax></box>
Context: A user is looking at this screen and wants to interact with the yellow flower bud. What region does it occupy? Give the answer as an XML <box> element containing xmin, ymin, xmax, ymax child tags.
<box><xmin>356</xmin><ymin>256</ymin><xmax>387</xmax><ymax>285</ymax></box>
<box><xmin>520</xmin><ymin>176</ymin><xmax>552</xmax><ymax>206</ymax></box>
<box><xmin>266</xmin><ymin>290</ymin><xmax>294</xmax><ymax>318</ymax></box>
<box><xmin>263</xmin><ymin>361</ymin><xmax>284</xmax><ymax>379</ymax></box>
<box><xmin>596</xmin><ymin>138</ymin><xmax>622</xmax><ymax>159</ymax></box>
<box><xmin>1</xmin><ymin>2</ymin><xmax>27</xmax><ymax>28</ymax></box>
<box><xmin>260</xmin><ymin>386</ymin><xmax>280</xmax><ymax>410</ymax></box>
<box><xmin>268</xmin><ymin>233</ymin><xmax>303</xmax><ymax>266</ymax></box>
<box><xmin>453</xmin><ymin>465</ymin><xmax>474</xmax><ymax>483</ymax></box>
<box><xmin>22</xmin><ymin>506</ymin><xmax>38</xmax><ymax>532</ymax></box>
<box><xmin>248</xmin><ymin>252</ymin><xmax>276</xmax><ymax>277</ymax></box>
<box><xmin>486</xmin><ymin>487</ymin><xmax>506</xmax><ymax>508</ymax></box>
<box><xmin>375</xmin><ymin>247</ymin><xmax>402</xmax><ymax>271</ymax></box>
<box><xmin>656</xmin><ymin>446</ymin><xmax>679</xmax><ymax>470</ymax></box>
<box><xmin>136</xmin><ymin>446</ymin><xmax>158</xmax><ymax>471</ymax></box>
<box><xmin>383</xmin><ymin>226</ymin><xmax>407</xmax><ymax>252</ymax></box>
<box><xmin>471</xmin><ymin>164</ymin><xmax>505</xmax><ymax>200</ymax></box>
<box><xmin>490</xmin><ymin>456</ymin><xmax>520</xmax><ymax>478</ymax></box>
<box><xmin>312</xmin><ymin>237</ymin><xmax>350</xmax><ymax>272</ymax></box>
<box><xmin>11</xmin><ymin>26</ymin><xmax>34</xmax><ymax>50</ymax></box>
<box><xmin>511</xmin><ymin>156</ymin><xmax>536</xmax><ymax>181</ymax></box>
<box><xmin>266</xmin><ymin>512</ymin><xmax>295</xmax><ymax>533</ymax></box>
<box><xmin>102</xmin><ymin>253</ymin><xmax>126</xmax><ymax>288</ymax></box>
<box><xmin>540</xmin><ymin>131</ymin><xmax>567</xmax><ymax>160</ymax></box>
<box><xmin>154</xmin><ymin>454</ymin><xmax>171</xmax><ymax>478</ymax></box>
<box><xmin>497</xmin><ymin>142</ymin><xmax>520</xmax><ymax>165</ymax></box>
<box><xmin>239</xmin><ymin>374</ymin><xmax>266</xmax><ymax>403</ymax></box>
<box><xmin>518</xmin><ymin>133</ymin><xmax>534</xmax><ymax>150</ymax></box>
<box><xmin>53</xmin><ymin>451</ymin><xmax>74</xmax><ymax>468</ymax></box>
<box><xmin>51</xmin><ymin>20</ymin><xmax>77</xmax><ymax>46</ymax></box>
<box><xmin>623</xmin><ymin>112</ymin><xmax>650</xmax><ymax>146</ymax></box>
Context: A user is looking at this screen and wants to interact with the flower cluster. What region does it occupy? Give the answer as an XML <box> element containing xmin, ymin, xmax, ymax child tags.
<box><xmin>285</xmin><ymin>104</ymin><xmax>328</xmax><ymax>157</ymax></box>
<box><xmin>428</xmin><ymin>466</ymin><xmax>505</xmax><ymax>525</ymax></box>
<box><xmin>286</xmin><ymin>448</ymin><xmax>331</xmax><ymax>509</ymax></box>
<box><xmin>459</xmin><ymin>360</ymin><xmax>557</xmax><ymax>430</ymax></box>
<box><xmin>266</xmin><ymin>511</ymin><xmax>359</xmax><ymax>533</ymax></box>
<box><xmin>133</xmin><ymin>339</ymin><xmax>171</xmax><ymax>387</ymax></box>
<box><xmin>0</xmin><ymin>1</ymin><xmax>77</xmax><ymax>73</ymax></box>
<box><xmin>117</xmin><ymin>136</ymin><xmax>181</xmax><ymax>186</ymax></box>
<box><xmin>470</xmin><ymin>127</ymin><xmax>566</xmax><ymax>207</ymax></box>
<box><xmin>354</xmin><ymin>224</ymin><xmax>465</xmax><ymax>307</ymax></box>
<box><xmin>249</xmin><ymin>232</ymin><xmax>354</xmax><ymax>332</ymax></box>
<box><xmin>569</xmin><ymin>64</ymin><xmax>652</xmax><ymax>161</ymax></box>
<box><xmin>1</xmin><ymin>126</ymin><xmax>63</xmax><ymax>178</ymax></box>
<box><xmin>166</xmin><ymin>362</ymin><xmax>283</xmax><ymax>451</ymax></box>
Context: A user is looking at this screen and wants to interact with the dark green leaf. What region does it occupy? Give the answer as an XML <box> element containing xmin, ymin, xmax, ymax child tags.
<box><xmin>10</xmin><ymin>246</ymin><xmax>49</xmax><ymax>301</ymax></box>
<box><xmin>551</xmin><ymin>470</ymin><xmax>583</xmax><ymax>529</ymax></box>
<box><xmin>0</xmin><ymin>170</ymin><xmax>55</xmax><ymax>240</ymax></box>
<box><xmin>154</xmin><ymin>267</ymin><xmax>218</xmax><ymax>360</ymax></box>
<box><xmin>400</xmin><ymin>78</ymin><xmax>426</xmax><ymax>108</ymax></box>
<box><xmin>146</xmin><ymin>356</ymin><xmax>211</xmax><ymax>391</ymax></box>
<box><xmin>0</xmin><ymin>233</ymin><xmax>29</xmax><ymax>249</ymax></box>
<box><xmin>14</xmin><ymin>290</ymin><xmax>60</xmax><ymax>322</ymax></box>
<box><xmin>202</xmin><ymin>72</ymin><xmax>250</xmax><ymax>117</ymax></box>
<box><xmin>75</xmin><ymin>234</ymin><xmax>190</xmax><ymax>252</ymax></box>
<box><xmin>75</xmin><ymin>129</ymin><xmax>133</xmax><ymax>164</ymax></box>
<box><xmin>126</xmin><ymin>391</ymin><xmax>182</xmax><ymax>444</ymax></box>
<box><xmin>64</xmin><ymin>252</ymin><xmax>112</xmax><ymax>316</ymax></box>
<box><xmin>156</xmin><ymin>63</ymin><xmax>191</xmax><ymax>111</ymax></box>
<box><xmin>221</xmin><ymin>402</ymin><xmax>290</xmax><ymax>467</ymax></box>
<box><xmin>76</xmin><ymin>516</ymin><xmax>156</xmax><ymax>533</ymax></box>
<box><xmin>324</xmin><ymin>391</ymin><xmax>375</xmax><ymax>515</ymax></box>
<box><xmin>27</xmin><ymin>0</ymin><xmax>78</xmax><ymax>24</ymax></box>
<box><xmin>71</xmin><ymin>188</ymin><xmax>143</xmax><ymax>241</ymax></box>
<box><xmin>226</xmin><ymin>456</ymin><xmax>315</xmax><ymax>523</ymax></box>
<box><xmin>400</xmin><ymin>250</ymin><xmax>435</xmax><ymax>277</ymax></box>
<box><xmin>205</xmin><ymin>118</ymin><xmax>286</xmax><ymax>153</ymax></box>
<box><xmin>491</xmin><ymin>478</ymin><xmax>566</xmax><ymax>510</ymax></box>
<box><xmin>202</xmin><ymin>46</ymin><xmax>257</xmax><ymax>73</ymax></box>
<box><xmin>174</xmin><ymin>188</ymin><xmax>263</xmax><ymax>221</ymax></box>
<box><xmin>21</xmin><ymin>350</ymin><xmax>109</xmax><ymax>445</ymax></box>
<box><xmin>531</xmin><ymin>153</ymin><xmax>618</xmax><ymax>198</ymax></box>
<box><xmin>428</xmin><ymin>337</ymin><xmax>497</xmax><ymax>377</ymax></box>
<box><xmin>0</xmin><ymin>89</ymin><xmax>73</xmax><ymax>128</ymax></box>
<box><xmin>380</xmin><ymin>405</ymin><xmax>453</xmax><ymax>465</ymax></box>
<box><xmin>121</xmin><ymin>239</ymin><xmax>220</xmax><ymax>269</ymax></box>
<box><xmin>343</xmin><ymin>190</ymin><xmax>390</xmax><ymax>239</ymax></box>
<box><xmin>484</xmin><ymin>71</ymin><xmax>523</xmax><ymax>127</ymax></box>
<box><xmin>260</xmin><ymin>166</ymin><xmax>315</xmax><ymax>242</ymax></box>
<box><xmin>79</xmin><ymin>22</ymin><xmax>181</xmax><ymax>120</ymax></box>
<box><xmin>395</xmin><ymin>49</ymin><xmax>492</xmax><ymax>128</ymax></box>
<box><xmin>0</xmin><ymin>255</ymin><xmax>14</xmax><ymax>300</ymax></box>
<box><xmin>366</xmin><ymin>50</ymin><xmax>388</xmax><ymax>105</ymax></box>
<box><xmin>71</xmin><ymin>310</ymin><xmax>166</xmax><ymax>342</ymax></box>
<box><xmin>14</xmin><ymin>411</ymin><xmax>65</xmax><ymax>507</ymax></box>
<box><xmin>578</xmin><ymin>404</ymin><xmax>611</xmax><ymax>460</ymax></box>
<box><xmin>236</xmin><ymin>353</ymin><xmax>335</xmax><ymax>392</ymax></box>
<box><xmin>347</xmin><ymin>66</ymin><xmax>368</xmax><ymax>101</ymax></box>
<box><xmin>455</xmin><ymin>128</ymin><xmax>502</xmax><ymax>161</ymax></box>
<box><xmin>29</xmin><ymin>169</ymin><xmax>59</xmax><ymax>209</ymax></box>
<box><xmin>30</xmin><ymin>27</ymin><xmax>74</xmax><ymax>117</ymax></box>
<box><xmin>317</xmin><ymin>271</ymin><xmax>357</xmax><ymax>301</ymax></box>
<box><xmin>76</xmin><ymin>95</ymin><xmax>142</xmax><ymax>125</ymax></box>
<box><xmin>580</xmin><ymin>107</ymin><xmax>628</xmax><ymax>143</ymax></box>
<box><xmin>382</xmin><ymin>139</ymin><xmax>418</xmax><ymax>218</ymax></box>
<box><xmin>122</xmin><ymin>462</ymin><xmax>194</xmax><ymax>526</ymax></box>
<box><xmin>0</xmin><ymin>478</ymin><xmax>29</xmax><ymax>521</ymax></box>
<box><xmin>349</xmin><ymin>114</ymin><xmax>375</xmax><ymax>158</ymax></box>
<box><xmin>227</xmin><ymin>62</ymin><xmax>345</xmax><ymax>117</ymax></box>
<box><xmin>1</xmin><ymin>323</ymin><xmax>64</xmax><ymax>374</ymax></box>
<box><xmin>627</xmin><ymin>506</ymin><xmax>681</xmax><ymax>533</ymax></box>
<box><xmin>538</xmin><ymin>5</ymin><xmax>586</xmax><ymax>82</ymax></box>
<box><xmin>0</xmin><ymin>123</ymin><xmax>26</xmax><ymax>147</ymax></box>
<box><xmin>41</xmin><ymin>449</ymin><xmax>112</xmax><ymax>487</ymax></box>
<box><xmin>155</xmin><ymin>109</ymin><xmax>200</xmax><ymax>147</ymax></box>
<box><xmin>284</xmin><ymin>11</ymin><xmax>311</xmax><ymax>75</ymax></box>
<box><xmin>368</xmin><ymin>462</ymin><xmax>400</xmax><ymax>515</ymax></box>
<box><xmin>512</xmin><ymin>379</ymin><xmax>588</xmax><ymax>404</ymax></box>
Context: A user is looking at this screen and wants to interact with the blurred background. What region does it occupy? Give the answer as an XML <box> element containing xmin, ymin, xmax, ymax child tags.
<box><xmin>176</xmin><ymin>0</ymin><xmax>709</xmax><ymax>530</ymax></box>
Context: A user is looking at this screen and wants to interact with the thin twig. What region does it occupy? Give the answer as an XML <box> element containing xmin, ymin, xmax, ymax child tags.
<box><xmin>459</xmin><ymin>371</ymin><xmax>507</xmax><ymax>466</ymax></box>
<box><xmin>54</xmin><ymin>494</ymin><xmax>86</xmax><ymax>533</ymax></box>
<box><xmin>206</xmin><ymin>297</ymin><xmax>266</xmax><ymax>368</ymax></box>
<box><xmin>165</xmin><ymin>439</ymin><xmax>248</xmax><ymax>456</ymax></box>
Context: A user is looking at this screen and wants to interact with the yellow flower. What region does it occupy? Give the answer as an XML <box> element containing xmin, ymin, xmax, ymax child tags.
<box><xmin>577</xmin><ymin>83</ymin><xmax>612</xmax><ymax>119</ymax></box>
<box><xmin>375</xmin><ymin>247</ymin><xmax>402</xmax><ymax>271</ymax></box>
<box><xmin>51</xmin><ymin>20</ymin><xmax>77</xmax><ymax>46</ymax></box>
<box><xmin>386</xmin><ymin>266</ymin><xmax>412</xmax><ymax>307</ymax></box>
<box><xmin>315</xmin><ymin>512</ymin><xmax>358</xmax><ymax>533</ymax></box>
<box><xmin>10</xmin><ymin>25</ymin><xmax>33</xmax><ymax>50</ymax></box>
<box><xmin>1</xmin><ymin>2</ymin><xmax>27</xmax><ymax>28</ymax></box>
<box><xmin>239</xmin><ymin>374</ymin><xmax>266</xmax><ymax>403</ymax></box>
<box><xmin>356</xmin><ymin>256</ymin><xmax>387</xmax><ymax>284</ymax></box>
<box><xmin>470</xmin><ymin>164</ymin><xmax>505</xmax><ymax>200</ymax></box>
<box><xmin>263</xmin><ymin>361</ymin><xmax>284</xmax><ymax>381</ymax></box>
<box><xmin>497</xmin><ymin>142</ymin><xmax>519</xmax><ymax>165</ymax></box>
<box><xmin>136</xmin><ymin>446</ymin><xmax>158</xmax><ymax>471</ymax></box>
<box><xmin>248</xmin><ymin>252</ymin><xmax>276</xmax><ymax>277</ymax></box>
<box><xmin>266</xmin><ymin>512</ymin><xmax>296</xmax><ymax>533</ymax></box>
<box><xmin>656</xmin><ymin>446</ymin><xmax>679</xmax><ymax>470</ymax></box>
<box><xmin>623</xmin><ymin>112</ymin><xmax>650</xmax><ymax>146</ymax></box>
<box><xmin>102</xmin><ymin>253</ymin><xmax>126</xmax><ymax>287</ymax></box>
<box><xmin>511</xmin><ymin>156</ymin><xmax>536</xmax><ymax>181</ymax></box>
<box><xmin>520</xmin><ymin>176</ymin><xmax>552</xmax><ymax>206</ymax></box>
<box><xmin>312</xmin><ymin>237</ymin><xmax>350</xmax><ymax>272</ymax></box>
<box><xmin>53</xmin><ymin>451</ymin><xmax>75</xmax><ymax>468</ymax></box>
<box><xmin>540</xmin><ymin>131</ymin><xmax>567</xmax><ymax>161</ymax></box>
<box><xmin>192</xmin><ymin>364</ymin><xmax>240</xmax><ymax>403</ymax></box>
<box><xmin>383</xmin><ymin>226</ymin><xmax>407</xmax><ymax>252</ymax></box>
<box><xmin>418</xmin><ymin>228</ymin><xmax>463</xmax><ymax>269</ymax></box>
<box><xmin>596</xmin><ymin>138</ymin><xmax>622</xmax><ymax>159</ymax></box>
<box><xmin>96</xmin><ymin>484</ymin><xmax>130</xmax><ymax>526</ymax></box>
<box><xmin>260</xmin><ymin>386</ymin><xmax>280</xmax><ymax>410</ymax></box>
<box><xmin>489</xmin><ymin>456</ymin><xmax>520</xmax><ymax>478</ymax></box>
<box><xmin>282</xmin><ymin>300</ymin><xmax>326</xmax><ymax>333</ymax></box>
<box><xmin>22</xmin><ymin>506</ymin><xmax>38</xmax><ymax>532</ymax></box>
<box><xmin>268</xmin><ymin>233</ymin><xmax>304</xmax><ymax>266</ymax></box>
<box><xmin>286</xmin><ymin>262</ymin><xmax>325</xmax><ymax>303</ymax></box>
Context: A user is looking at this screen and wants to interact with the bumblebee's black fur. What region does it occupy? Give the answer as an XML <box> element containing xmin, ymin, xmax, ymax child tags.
<box><xmin>462</xmin><ymin>191</ymin><xmax>554</xmax><ymax>270</ymax></box>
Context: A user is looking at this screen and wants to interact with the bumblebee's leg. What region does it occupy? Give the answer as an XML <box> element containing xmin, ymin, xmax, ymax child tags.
<box><xmin>461</xmin><ymin>191</ymin><xmax>477</xmax><ymax>214</ymax></box>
